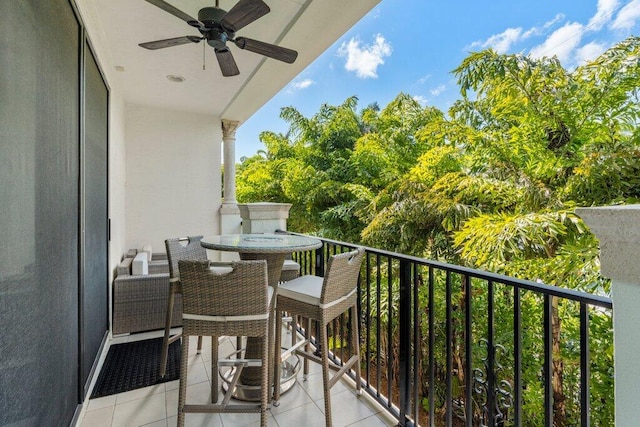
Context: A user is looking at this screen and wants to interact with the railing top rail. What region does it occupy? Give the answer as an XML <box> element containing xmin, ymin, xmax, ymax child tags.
<box><xmin>281</xmin><ymin>230</ymin><xmax>613</xmax><ymax>309</ymax></box>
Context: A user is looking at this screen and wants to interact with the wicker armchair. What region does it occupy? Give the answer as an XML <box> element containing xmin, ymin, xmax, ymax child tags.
<box><xmin>177</xmin><ymin>259</ymin><xmax>270</xmax><ymax>427</ymax></box>
<box><xmin>273</xmin><ymin>247</ymin><xmax>365</xmax><ymax>426</ymax></box>
<box><xmin>112</xmin><ymin>251</ymin><xmax>177</xmax><ymax>335</ymax></box>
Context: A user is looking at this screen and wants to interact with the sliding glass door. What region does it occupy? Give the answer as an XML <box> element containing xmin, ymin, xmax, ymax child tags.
<box><xmin>0</xmin><ymin>0</ymin><xmax>109</xmax><ymax>424</ymax></box>
<box><xmin>81</xmin><ymin>40</ymin><xmax>109</xmax><ymax>399</ymax></box>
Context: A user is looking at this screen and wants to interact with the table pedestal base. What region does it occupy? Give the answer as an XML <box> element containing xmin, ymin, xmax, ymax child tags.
<box><xmin>219</xmin><ymin>349</ymin><xmax>301</xmax><ymax>401</ymax></box>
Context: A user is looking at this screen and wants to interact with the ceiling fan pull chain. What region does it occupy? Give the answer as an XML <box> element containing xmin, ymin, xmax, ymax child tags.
<box><xmin>203</xmin><ymin>41</ymin><xmax>206</xmax><ymax>70</ymax></box>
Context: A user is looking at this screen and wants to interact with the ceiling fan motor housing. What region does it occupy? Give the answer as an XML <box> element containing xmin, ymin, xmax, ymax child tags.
<box><xmin>198</xmin><ymin>7</ymin><xmax>227</xmax><ymax>27</ymax></box>
<box><xmin>207</xmin><ymin>30</ymin><xmax>228</xmax><ymax>49</ymax></box>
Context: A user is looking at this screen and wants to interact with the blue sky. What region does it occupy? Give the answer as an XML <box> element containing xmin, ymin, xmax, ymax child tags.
<box><xmin>235</xmin><ymin>0</ymin><xmax>640</xmax><ymax>161</ymax></box>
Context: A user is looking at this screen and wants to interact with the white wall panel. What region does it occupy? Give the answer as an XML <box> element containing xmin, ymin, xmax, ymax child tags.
<box><xmin>125</xmin><ymin>105</ymin><xmax>222</xmax><ymax>252</ymax></box>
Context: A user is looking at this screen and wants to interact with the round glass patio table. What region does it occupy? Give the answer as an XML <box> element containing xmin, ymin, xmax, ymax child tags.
<box><xmin>200</xmin><ymin>233</ymin><xmax>322</xmax><ymax>400</ymax></box>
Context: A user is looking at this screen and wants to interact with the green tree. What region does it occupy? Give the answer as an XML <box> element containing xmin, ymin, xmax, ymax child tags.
<box><xmin>236</xmin><ymin>37</ymin><xmax>640</xmax><ymax>426</ymax></box>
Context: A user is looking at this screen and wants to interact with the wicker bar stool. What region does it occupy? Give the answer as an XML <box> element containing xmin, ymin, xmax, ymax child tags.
<box><xmin>177</xmin><ymin>259</ymin><xmax>270</xmax><ymax>427</ymax></box>
<box><xmin>160</xmin><ymin>236</ymin><xmax>230</xmax><ymax>378</ymax></box>
<box><xmin>273</xmin><ymin>247</ymin><xmax>365</xmax><ymax>426</ymax></box>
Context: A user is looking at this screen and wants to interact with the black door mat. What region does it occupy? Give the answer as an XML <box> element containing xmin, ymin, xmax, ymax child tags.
<box><xmin>90</xmin><ymin>337</ymin><xmax>180</xmax><ymax>399</ymax></box>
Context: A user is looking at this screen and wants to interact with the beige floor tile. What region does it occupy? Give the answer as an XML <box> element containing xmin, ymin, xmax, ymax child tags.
<box><xmin>270</xmin><ymin>381</ymin><xmax>313</xmax><ymax>415</ymax></box>
<box><xmin>80</xmin><ymin>405</ymin><xmax>114</xmax><ymax>427</ymax></box>
<box><xmin>243</xmin><ymin>415</ymin><xmax>280</xmax><ymax>427</ymax></box>
<box><xmin>141</xmin><ymin>418</ymin><xmax>168</xmax><ymax>427</ymax></box>
<box><xmin>115</xmin><ymin>383</ymin><xmax>166</xmax><ymax>405</ymax></box>
<box><xmin>219</xmin><ymin>410</ymin><xmax>272</xmax><ymax>427</ymax></box>
<box><xmin>315</xmin><ymin>389</ymin><xmax>377</xmax><ymax>427</ymax></box>
<box><xmin>297</xmin><ymin>371</ymin><xmax>348</xmax><ymax>401</ymax></box>
<box><xmin>181</xmin><ymin>412</ymin><xmax>224</xmax><ymax>427</ymax></box>
<box><xmin>346</xmin><ymin>413</ymin><xmax>396</xmax><ymax>427</ymax></box>
<box><xmin>185</xmin><ymin>379</ymin><xmax>217</xmax><ymax>405</ymax></box>
<box><xmin>112</xmin><ymin>392</ymin><xmax>167</xmax><ymax>427</ymax></box>
<box><xmin>185</xmin><ymin>360</ymin><xmax>209</xmax><ymax>386</ymax></box>
<box><xmin>86</xmin><ymin>394</ymin><xmax>117</xmax><ymax>412</ymax></box>
<box><xmin>165</xmin><ymin>379</ymin><xmax>180</xmax><ymax>392</ymax></box>
<box><xmin>273</xmin><ymin>401</ymin><xmax>326</xmax><ymax>427</ymax></box>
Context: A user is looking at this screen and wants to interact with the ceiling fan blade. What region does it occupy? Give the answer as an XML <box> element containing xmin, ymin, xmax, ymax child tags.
<box><xmin>221</xmin><ymin>0</ymin><xmax>270</xmax><ymax>32</ymax></box>
<box><xmin>144</xmin><ymin>0</ymin><xmax>203</xmax><ymax>28</ymax></box>
<box><xmin>139</xmin><ymin>36</ymin><xmax>202</xmax><ymax>50</ymax></box>
<box><xmin>233</xmin><ymin>37</ymin><xmax>298</xmax><ymax>64</ymax></box>
<box><xmin>215</xmin><ymin>49</ymin><xmax>240</xmax><ymax>77</ymax></box>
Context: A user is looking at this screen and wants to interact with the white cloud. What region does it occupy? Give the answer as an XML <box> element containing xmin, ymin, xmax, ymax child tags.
<box><xmin>588</xmin><ymin>0</ymin><xmax>619</xmax><ymax>30</ymax></box>
<box><xmin>611</xmin><ymin>0</ymin><xmax>640</xmax><ymax>30</ymax></box>
<box><xmin>529</xmin><ymin>22</ymin><xmax>584</xmax><ymax>63</ymax></box>
<box><xmin>291</xmin><ymin>79</ymin><xmax>314</xmax><ymax>90</ymax></box>
<box><xmin>530</xmin><ymin>13</ymin><xmax>566</xmax><ymax>35</ymax></box>
<box><xmin>430</xmin><ymin>85</ymin><xmax>446</xmax><ymax>96</ymax></box>
<box><xmin>472</xmin><ymin>27</ymin><xmax>524</xmax><ymax>54</ymax></box>
<box><xmin>413</xmin><ymin>95</ymin><xmax>428</xmax><ymax>106</ymax></box>
<box><xmin>468</xmin><ymin>14</ymin><xmax>565</xmax><ymax>54</ymax></box>
<box><xmin>417</xmin><ymin>74</ymin><xmax>432</xmax><ymax>84</ymax></box>
<box><xmin>337</xmin><ymin>34</ymin><xmax>392</xmax><ymax>79</ymax></box>
<box><xmin>575</xmin><ymin>41</ymin><xmax>608</xmax><ymax>64</ymax></box>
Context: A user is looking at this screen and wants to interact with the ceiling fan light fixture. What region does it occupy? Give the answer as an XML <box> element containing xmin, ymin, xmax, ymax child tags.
<box><xmin>166</xmin><ymin>74</ymin><xmax>185</xmax><ymax>83</ymax></box>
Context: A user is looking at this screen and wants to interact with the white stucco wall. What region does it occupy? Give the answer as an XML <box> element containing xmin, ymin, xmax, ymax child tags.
<box><xmin>109</xmin><ymin>91</ymin><xmax>127</xmax><ymax>276</ymax></box>
<box><xmin>124</xmin><ymin>105</ymin><xmax>222</xmax><ymax>252</ymax></box>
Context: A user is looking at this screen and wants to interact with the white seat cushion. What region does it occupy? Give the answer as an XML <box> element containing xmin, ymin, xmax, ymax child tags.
<box><xmin>132</xmin><ymin>252</ymin><xmax>148</xmax><ymax>275</ymax></box>
<box><xmin>277</xmin><ymin>275</ymin><xmax>323</xmax><ymax>307</ymax></box>
<box><xmin>210</xmin><ymin>266</ymin><xmax>233</xmax><ymax>275</ymax></box>
<box><xmin>282</xmin><ymin>259</ymin><xmax>300</xmax><ymax>272</ymax></box>
<box><xmin>268</xmin><ymin>285</ymin><xmax>275</xmax><ymax>306</ymax></box>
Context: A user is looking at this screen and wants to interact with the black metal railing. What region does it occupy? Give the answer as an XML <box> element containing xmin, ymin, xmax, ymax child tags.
<box><xmin>283</xmin><ymin>232</ymin><xmax>614</xmax><ymax>427</ymax></box>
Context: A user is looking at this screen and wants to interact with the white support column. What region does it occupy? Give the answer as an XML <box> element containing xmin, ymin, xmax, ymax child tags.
<box><xmin>222</xmin><ymin>119</ymin><xmax>239</xmax><ymax>205</ymax></box>
<box><xmin>576</xmin><ymin>205</ymin><xmax>640</xmax><ymax>427</ymax></box>
<box><xmin>219</xmin><ymin>120</ymin><xmax>241</xmax><ymax>261</ymax></box>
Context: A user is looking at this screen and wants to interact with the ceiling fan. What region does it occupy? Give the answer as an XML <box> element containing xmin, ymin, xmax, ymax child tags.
<box><xmin>139</xmin><ymin>0</ymin><xmax>298</xmax><ymax>77</ymax></box>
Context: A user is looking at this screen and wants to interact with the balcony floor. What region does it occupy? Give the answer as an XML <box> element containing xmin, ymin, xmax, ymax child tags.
<box><xmin>80</xmin><ymin>330</ymin><xmax>396</xmax><ymax>427</ymax></box>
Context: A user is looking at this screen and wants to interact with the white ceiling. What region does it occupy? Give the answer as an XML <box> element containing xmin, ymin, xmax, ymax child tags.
<box><xmin>78</xmin><ymin>0</ymin><xmax>380</xmax><ymax>124</ymax></box>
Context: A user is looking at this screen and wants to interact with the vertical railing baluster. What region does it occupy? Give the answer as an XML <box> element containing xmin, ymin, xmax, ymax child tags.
<box><xmin>398</xmin><ymin>258</ymin><xmax>412</xmax><ymax>426</ymax></box>
<box><xmin>340</xmin><ymin>313</ymin><xmax>345</xmax><ymax>364</ymax></box>
<box><xmin>315</xmin><ymin>245</ymin><xmax>324</xmax><ymax>277</ymax></box>
<box><xmin>446</xmin><ymin>270</ymin><xmax>453</xmax><ymax>427</ymax></box>
<box><xmin>365</xmin><ymin>252</ymin><xmax>371</xmax><ymax>390</ymax></box>
<box><xmin>376</xmin><ymin>253</ymin><xmax>382</xmax><ymax>396</ymax></box>
<box><xmin>544</xmin><ymin>295</ymin><xmax>553</xmax><ymax>427</ymax></box>
<box><xmin>487</xmin><ymin>280</ymin><xmax>495</xmax><ymax>427</ymax></box>
<box><xmin>413</xmin><ymin>264</ymin><xmax>420</xmax><ymax>423</ymax></box>
<box><xmin>580</xmin><ymin>303</ymin><xmax>590</xmax><ymax>427</ymax></box>
<box><xmin>514</xmin><ymin>287</ymin><xmax>522</xmax><ymax>427</ymax></box>
<box><xmin>387</xmin><ymin>256</ymin><xmax>393</xmax><ymax>408</ymax></box>
<box><xmin>464</xmin><ymin>275</ymin><xmax>473</xmax><ymax>426</ymax></box>
<box><xmin>428</xmin><ymin>267</ymin><xmax>435</xmax><ymax>427</ymax></box>
<box><xmin>336</xmin><ymin>318</ymin><xmax>340</xmax><ymax>360</ymax></box>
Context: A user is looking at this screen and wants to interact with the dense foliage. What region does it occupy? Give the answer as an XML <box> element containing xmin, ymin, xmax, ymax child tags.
<box><xmin>237</xmin><ymin>37</ymin><xmax>640</xmax><ymax>425</ymax></box>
